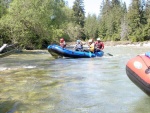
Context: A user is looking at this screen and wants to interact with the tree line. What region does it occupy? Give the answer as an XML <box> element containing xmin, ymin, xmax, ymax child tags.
<box><xmin>0</xmin><ymin>0</ymin><xmax>150</xmax><ymax>49</ymax></box>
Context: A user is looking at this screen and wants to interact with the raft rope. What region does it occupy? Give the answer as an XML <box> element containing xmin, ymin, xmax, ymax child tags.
<box><xmin>138</xmin><ymin>55</ymin><xmax>150</xmax><ymax>74</ymax></box>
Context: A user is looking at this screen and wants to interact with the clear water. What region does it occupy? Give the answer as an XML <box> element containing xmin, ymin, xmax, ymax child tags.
<box><xmin>0</xmin><ymin>46</ymin><xmax>150</xmax><ymax>113</ymax></box>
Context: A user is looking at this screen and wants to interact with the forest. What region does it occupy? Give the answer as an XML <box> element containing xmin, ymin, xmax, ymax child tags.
<box><xmin>0</xmin><ymin>0</ymin><xmax>150</xmax><ymax>49</ymax></box>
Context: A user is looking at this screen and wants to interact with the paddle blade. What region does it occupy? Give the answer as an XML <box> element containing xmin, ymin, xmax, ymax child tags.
<box><xmin>107</xmin><ymin>53</ymin><xmax>113</xmax><ymax>56</ymax></box>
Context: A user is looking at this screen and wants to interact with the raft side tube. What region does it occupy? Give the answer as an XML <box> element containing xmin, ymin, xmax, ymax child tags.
<box><xmin>126</xmin><ymin>66</ymin><xmax>150</xmax><ymax>96</ymax></box>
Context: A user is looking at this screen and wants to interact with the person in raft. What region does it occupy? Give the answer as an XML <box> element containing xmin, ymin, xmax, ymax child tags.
<box><xmin>59</xmin><ymin>38</ymin><xmax>66</xmax><ymax>48</ymax></box>
<box><xmin>94</xmin><ymin>37</ymin><xmax>104</xmax><ymax>52</ymax></box>
<box><xmin>84</xmin><ymin>39</ymin><xmax>95</xmax><ymax>53</ymax></box>
<box><xmin>74</xmin><ymin>40</ymin><xmax>83</xmax><ymax>51</ymax></box>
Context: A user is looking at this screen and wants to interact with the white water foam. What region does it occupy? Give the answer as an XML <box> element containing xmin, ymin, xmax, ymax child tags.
<box><xmin>23</xmin><ymin>66</ymin><xmax>36</xmax><ymax>69</ymax></box>
<box><xmin>0</xmin><ymin>67</ymin><xmax>8</xmax><ymax>71</ymax></box>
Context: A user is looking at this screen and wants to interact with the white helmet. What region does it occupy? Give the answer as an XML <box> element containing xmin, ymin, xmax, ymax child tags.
<box><xmin>88</xmin><ymin>39</ymin><xmax>92</xmax><ymax>43</ymax></box>
<box><xmin>97</xmin><ymin>38</ymin><xmax>100</xmax><ymax>41</ymax></box>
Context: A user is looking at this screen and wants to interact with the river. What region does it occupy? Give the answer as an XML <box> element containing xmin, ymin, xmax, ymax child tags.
<box><xmin>0</xmin><ymin>46</ymin><xmax>150</xmax><ymax>113</ymax></box>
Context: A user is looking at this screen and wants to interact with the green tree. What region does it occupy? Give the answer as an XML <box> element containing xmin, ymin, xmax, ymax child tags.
<box><xmin>0</xmin><ymin>0</ymin><xmax>11</xmax><ymax>18</ymax></box>
<box><xmin>120</xmin><ymin>16</ymin><xmax>128</xmax><ymax>40</ymax></box>
<box><xmin>98</xmin><ymin>0</ymin><xmax>111</xmax><ymax>40</ymax></box>
<box><xmin>120</xmin><ymin>2</ymin><xmax>128</xmax><ymax>40</ymax></box>
<box><xmin>99</xmin><ymin>0</ymin><xmax>125</xmax><ymax>41</ymax></box>
<box><xmin>0</xmin><ymin>0</ymin><xmax>12</xmax><ymax>45</ymax></box>
<box><xmin>0</xmin><ymin>0</ymin><xmax>70</xmax><ymax>49</ymax></box>
<box><xmin>84</xmin><ymin>14</ymin><xmax>99</xmax><ymax>39</ymax></box>
<box><xmin>72</xmin><ymin>0</ymin><xmax>85</xmax><ymax>40</ymax></box>
<box><xmin>143</xmin><ymin>0</ymin><xmax>150</xmax><ymax>40</ymax></box>
<box><xmin>127</xmin><ymin>0</ymin><xmax>146</xmax><ymax>41</ymax></box>
<box><xmin>72</xmin><ymin>0</ymin><xmax>85</xmax><ymax>28</ymax></box>
<box><xmin>122</xmin><ymin>2</ymin><xmax>127</xmax><ymax>13</ymax></box>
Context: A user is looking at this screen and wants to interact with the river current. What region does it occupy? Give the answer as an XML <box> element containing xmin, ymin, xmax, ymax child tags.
<box><xmin>0</xmin><ymin>46</ymin><xmax>150</xmax><ymax>113</ymax></box>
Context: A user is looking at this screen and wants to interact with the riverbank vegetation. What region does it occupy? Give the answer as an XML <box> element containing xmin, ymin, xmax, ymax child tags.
<box><xmin>0</xmin><ymin>0</ymin><xmax>150</xmax><ymax>49</ymax></box>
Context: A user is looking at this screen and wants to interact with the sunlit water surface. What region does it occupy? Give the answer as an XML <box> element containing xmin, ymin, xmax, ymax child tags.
<box><xmin>0</xmin><ymin>46</ymin><xmax>150</xmax><ymax>113</ymax></box>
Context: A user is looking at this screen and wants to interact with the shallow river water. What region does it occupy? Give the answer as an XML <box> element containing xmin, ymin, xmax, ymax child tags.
<box><xmin>0</xmin><ymin>46</ymin><xmax>150</xmax><ymax>113</ymax></box>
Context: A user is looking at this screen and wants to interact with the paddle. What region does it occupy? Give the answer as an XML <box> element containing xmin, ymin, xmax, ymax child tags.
<box><xmin>106</xmin><ymin>53</ymin><xmax>113</xmax><ymax>56</ymax></box>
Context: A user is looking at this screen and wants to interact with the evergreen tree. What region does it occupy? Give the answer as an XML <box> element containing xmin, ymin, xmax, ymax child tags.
<box><xmin>120</xmin><ymin>2</ymin><xmax>128</xmax><ymax>40</ymax></box>
<box><xmin>111</xmin><ymin>0</ymin><xmax>120</xmax><ymax>6</ymax></box>
<box><xmin>99</xmin><ymin>0</ymin><xmax>125</xmax><ymax>41</ymax></box>
<box><xmin>122</xmin><ymin>2</ymin><xmax>127</xmax><ymax>13</ymax></box>
<box><xmin>127</xmin><ymin>0</ymin><xmax>146</xmax><ymax>41</ymax></box>
<box><xmin>84</xmin><ymin>14</ymin><xmax>99</xmax><ymax>39</ymax></box>
<box><xmin>72</xmin><ymin>0</ymin><xmax>85</xmax><ymax>28</ymax></box>
<box><xmin>98</xmin><ymin>0</ymin><xmax>111</xmax><ymax>40</ymax></box>
<box><xmin>143</xmin><ymin>0</ymin><xmax>150</xmax><ymax>40</ymax></box>
<box><xmin>120</xmin><ymin>16</ymin><xmax>128</xmax><ymax>40</ymax></box>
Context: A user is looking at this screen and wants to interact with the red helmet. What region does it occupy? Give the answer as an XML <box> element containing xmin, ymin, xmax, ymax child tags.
<box><xmin>60</xmin><ymin>38</ymin><xmax>64</xmax><ymax>43</ymax></box>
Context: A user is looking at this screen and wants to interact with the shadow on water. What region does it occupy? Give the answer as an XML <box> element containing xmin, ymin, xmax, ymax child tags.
<box><xmin>0</xmin><ymin>68</ymin><xmax>64</xmax><ymax>112</ymax></box>
<box><xmin>0</xmin><ymin>101</ymin><xmax>20</xmax><ymax>113</ymax></box>
<box><xmin>16</xmin><ymin>50</ymin><xmax>49</xmax><ymax>54</ymax></box>
<box><xmin>131</xmin><ymin>96</ymin><xmax>150</xmax><ymax>113</ymax></box>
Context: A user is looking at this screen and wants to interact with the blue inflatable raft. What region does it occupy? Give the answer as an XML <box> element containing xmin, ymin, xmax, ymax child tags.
<box><xmin>47</xmin><ymin>44</ymin><xmax>104</xmax><ymax>58</ymax></box>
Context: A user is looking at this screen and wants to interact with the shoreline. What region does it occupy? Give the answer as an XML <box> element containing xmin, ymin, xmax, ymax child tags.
<box><xmin>67</xmin><ymin>41</ymin><xmax>150</xmax><ymax>47</ymax></box>
<box><xmin>104</xmin><ymin>41</ymin><xmax>150</xmax><ymax>47</ymax></box>
<box><xmin>18</xmin><ymin>41</ymin><xmax>150</xmax><ymax>51</ymax></box>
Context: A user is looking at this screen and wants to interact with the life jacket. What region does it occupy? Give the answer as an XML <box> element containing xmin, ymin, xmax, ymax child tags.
<box><xmin>95</xmin><ymin>41</ymin><xmax>103</xmax><ymax>49</ymax></box>
<box><xmin>60</xmin><ymin>41</ymin><xmax>66</xmax><ymax>48</ymax></box>
<box><xmin>89</xmin><ymin>43</ymin><xmax>95</xmax><ymax>52</ymax></box>
<box><xmin>75</xmin><ymin>44</ymin><xmax>83</xmax><ymax>49</ymax></box>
